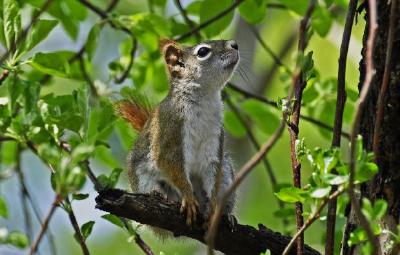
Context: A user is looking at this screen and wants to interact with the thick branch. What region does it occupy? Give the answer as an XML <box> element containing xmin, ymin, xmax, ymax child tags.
<box><xmin>95</xmin><ymin>189</ymin><xmax>320</xmax><ymax>255</ymax></box>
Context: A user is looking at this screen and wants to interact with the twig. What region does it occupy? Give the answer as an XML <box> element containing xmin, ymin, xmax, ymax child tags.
<box><xmin>78</xmin><ymin>56</ymin><xmax>98</xmax><ymax>97</ymax></box>
<box><xmin>96</xmin><ymin>189</ymin><xmax>321</xmax><ymax>255</ymax></box>
<box><xmin>176</xmin><ymin>0</ymin><xmax>244</xmax><ymax>41</ymax></box>
<box><xmin>114</xmin><ymin>38</ymin><xmax>137</xmax><ymax>84</ymax></box>
<box><xmin>14</xmin><ymin>145</ymin><xmax>57</xmax><ymax>254</ymax></box>
<box><xmin>248</xmin><ymin>25</ymin><xmax>291</xmax><ymax>73</ymax></box>
<box><xmin>15</xmin><ymin>146</ymin><xmax>33</xmax><ymax>239</ymax></box>
<box><xmin>325</xmin><ymin>1</ymin><xmax>357</xmax><ymax>254</ymax></box>
<box><xmin>287</xmin><ymin>1</ymin><xmax>316</xmax><ymax>253</ymax></box>
<box><xmin>258</xmin><ymin>28</ymin><xmax>297</xmax><ymax>93</ymax></box>
<box><xmin>58</xmin><ymin>141</ymin><xmax>155</xmax><ymax>254</ymax></box>
<box><xmin>372</xmin><ymin>0</ymin><xmax>397</xmax><ymax>158</ymax></box>
<box><xmin>29</xmin><ymin>195</ymin><xmax>61</xmax><ymax>255</ymax></box>
<box><xmin>173</xmin><ymin>0</ymin><xmax>201</xmax><ymax>41</ymax></box>
<box><xmin>65</xmin><ymin>198</ymin><xmax>90</xmax><ymax>255</ymax></box>
<box><xmin>133</xmin><ymin>234</ymin><xmax>154</xmax><ymax>255</ymax></box>
<box><xmin>348</xmin><ymin>0</ymin><xmax>380</xmax><ymax>254</ymax></box>
<box><xmin>105</xmin><ymin>0</ymin><xmax>120</xmax><ymax>12</ymax></box>
<box><xmin>224</xmin><ymin>95</ymin><xmax>283</xmax><ymax>208</ymax></box>
<box><xmin>78</xmin><ymin>0</ymin><xmax>131</xmax><ymax>34</ymax></box>
<box><xmin>282</xmin><ymin>188</ymin><xmax>345</xmax><ymax>255</ymax></box>
<box><xmin>227</xmin><ymin>83</ymin><xmax>350</xmax><ymax>139</ymax></box>
<box><xmin>207</xmin><ymin>80</ymin><xmax>295</xmax><ymax>253</ymax></box>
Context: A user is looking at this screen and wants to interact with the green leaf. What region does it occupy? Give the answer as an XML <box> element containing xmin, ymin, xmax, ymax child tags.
<box><xmin>5</xmin><ymin>231</ymin><xmax>29</xmax><ymax>248</ymax></box>
<box><xmin>3</xmin><ymin>0</ymin><xmax>22</xmax><ymax>50</ymax></box>
<box><xmin>24</xmin><ymin>19</ymin><xmax>58</xmax><ymax>52</ymax></box>
<box><xmin>200</xmin><ymin>0</ymin><xmax>234</xmax><ymax>37</ymax></box>
<box><xmin>238</xmin><ymin>0</ymin><xmax>267</xmax><ymax>24</ymax></box>
<box><xmin>85</xmin><ymin>24</ymin><xmax>103</xmax><ymax>60</ymax></box>
<box><xmin>361</xmin><ymin>198</ymin><xmax>373</xmax><ymax>221</ymax></box>
<box><xmin>321</xmin><ymin>174</ymin><xmax>348</xmax><ymax>185</ymax></box>
<box><xmin>311</xmin><ymin>6</ymin><xmax>333</xmax><ymax>37</ymax></box>
<box><xmin>109</xmin><ymin>168</ymin><xmax>123</xmax><ymax>188</ymax></box>
<box><xmin>72</xmin><ymin>193</ymin><xmax>89</xmax><ymax>201</ymax></box>
<box><xmin>356</xmin><ymin>162</ymin><xmax>378</xmax><ymax>183</ymax></box>
<box><xmin>279</xmin><ymin>0</ymin><xmax>309</xmax><ymax>15</ymax></box>
<box><xmin>310</xmin><ymin>186</ymin><xmax>331</xmax><ymax>198</ymax></box>
<box><xmin>224</xmin><ymin>111</ymin><xmax>246</xmax><ymax>138</ymax></box>
<box><xmin>241</xmin><ymin>100</ymin><xmax>280</xmax><ymax>135</ymax></box>
<box><xmin>186</xmin><ymin>1</ymin><xmax>202</xmax><ymax>16</ymax></box>
<box><xmin>0</xmin><ymin>197</ymin><xmax>8</xmax><ymax>218</ymax></box>
<box><xmin>71</xmin><ymin>144</ymin><xmax>95</xmax><ymax>164</ymax></box>
<box><xmin>348</xmin><ymin>227</ymin><xmax>367</xmax><ymax>246</ymax></box>
<box><xmin>101</xmin><ymin>214</ymin><xmax>124</xmax><ymax>228</ymax></box>
<box><xmin>30</xmin><ymin>51</ymin><xmax>74</xmax><ymax>77</ymax></box>
<box><xmin>80</xmin><ymin>221</ymin><xmax>95</xmax><ymax>240</ymax></box>
<box><xmin>275</xmin><ymin>187</ymin><xmax>308</xmax><ymax>203</ymax></box>
<box><xmin>372</xmin><ymin>199</ymin><xmax>387</xmax><ymax>220</ymax></box>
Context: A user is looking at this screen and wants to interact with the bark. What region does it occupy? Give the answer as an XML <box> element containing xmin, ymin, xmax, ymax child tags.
<box><xmin>95</xmin><ymin>189</ymin><xmax>321</xmax><ymax>255</ymax></box>
<box><xmin>343</xmin><ymin>1</ymin><xmax>400</xmax><ymax>254</ymax></box>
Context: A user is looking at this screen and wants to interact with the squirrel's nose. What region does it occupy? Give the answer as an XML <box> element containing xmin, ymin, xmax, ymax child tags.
<box><xmin>227</xmin><ymin>40</ymin><xmax>238</xmax><ymax>50</ymax></box>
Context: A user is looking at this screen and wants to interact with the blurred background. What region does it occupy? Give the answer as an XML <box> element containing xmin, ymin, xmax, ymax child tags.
<box><xmin>0</xmin><ymin>0</ymin><xmax>366</xmax><ymax>254</ymax></box>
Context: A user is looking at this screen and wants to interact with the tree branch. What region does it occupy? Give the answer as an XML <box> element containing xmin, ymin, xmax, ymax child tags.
<box><xmin>283</xmin><ymin>188</ymin><xmax>345</xmax><ymax>255</ymax></box>
<box><xmin>176</xmin><ymin>0</ymin><xmax>244</xmax><ymax>41</ymax></box>
<box><xmin>173</xmin><ymin>0</ymin><xmax>201</xmax><ymax>41</ymax></box>
<box><xmin>287</xmin><ymin>1</ymin><xmax>316</xmax><ymax>253</ymax></box>
<box><xmin>95</xmin><ymin>189</ymin><xmax>321</xmax><ymax>255</ymax></box>
<box><xmin>325</xmin><ymin>0</ymin><xmax>357</xmax><ymax>254</ymax></box>
<box><xmin>66</xmin><ymin>198</ymin><xmax>91</xmax><ymax>255</ymax></box>
<box><xmin>348</xmin><ymin>0</ymin><xmax>380</xmax><ymax>254</ymax></box>
<box><xmin>29</xmin><ymin>194</ymin><xmax>61</xmax><ymax>255</ymax></box>
<box><xmin>227</xmin><ymin>83</ymin><xmax>350</xmax><ymax>139</ymax></box>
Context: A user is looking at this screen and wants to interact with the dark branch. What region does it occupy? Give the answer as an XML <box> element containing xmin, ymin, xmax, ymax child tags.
<box><xmin>227</xmin><ymin>83</ymin><xmax>350</xmax><ymax>139</ymax></box>
<box><xmin>95</xmin><ymin>189</ymin><xmax>320</xmax><ymax>255</ymax></box>
<box><xmin>325</xmin><ymin>0</ymin><xmax>357</xmax><ymax>254</ymax></box>
<box><xmin>66</xmin><ymin>199</ymin><xmax>91</xmax><ymax>255</ymax></box>
<box><xmin>176</xmin><ymin>0</ymin><xmax>244</xmax><ymax>41</ymax></box>
<box><xmin>114</xmin><ymin>38</ymin><xmax>137</xmax><ymax>84</ymax></box>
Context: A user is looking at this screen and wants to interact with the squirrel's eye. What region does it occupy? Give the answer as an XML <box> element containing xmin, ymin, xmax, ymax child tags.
<box><xmin>196</xmin><ymin>47</ymin><xmax>211</xmax><ymax>58</ymax></box>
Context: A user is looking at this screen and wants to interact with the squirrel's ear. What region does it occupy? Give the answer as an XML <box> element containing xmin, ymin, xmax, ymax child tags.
<box><xmin>160</xmin><ymin>39</ymin><xmax>184</xmax><ymax>78</ymax></box>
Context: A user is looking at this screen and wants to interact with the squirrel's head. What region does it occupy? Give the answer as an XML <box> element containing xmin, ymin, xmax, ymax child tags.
<box><xmin>160</xmin><ymin>39</ymin><xmax>239</xmax><ymax>90</ymax></box>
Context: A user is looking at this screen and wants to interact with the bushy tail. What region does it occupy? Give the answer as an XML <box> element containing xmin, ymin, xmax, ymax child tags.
<box><xmin>115</xmin><ymin>96</ymin><xmax>152</xmax><ymax>132</ymax></box>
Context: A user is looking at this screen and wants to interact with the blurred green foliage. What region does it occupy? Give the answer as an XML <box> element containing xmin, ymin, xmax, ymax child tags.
<box><xmin>0</xmin><ymin>0</ymin><xmax>390</xmax><ymax>254</ymax></box>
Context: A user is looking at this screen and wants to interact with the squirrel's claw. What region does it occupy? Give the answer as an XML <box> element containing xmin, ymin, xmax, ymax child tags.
<box><xmin>226</xmin><ymin>214</ymin><xmax>237</xmax><ymax>232</ymax></box>
<box><xmin>180</xmin><ymin>196</ymin><xmax>199</xmax><ymax>225</ymax></box>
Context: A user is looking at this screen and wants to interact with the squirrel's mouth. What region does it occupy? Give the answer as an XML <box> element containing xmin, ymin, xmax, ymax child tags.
<box><xmin>223</xmin><ymin>53</ymin><xmax>239</xmax><ymax>70</ymax></box>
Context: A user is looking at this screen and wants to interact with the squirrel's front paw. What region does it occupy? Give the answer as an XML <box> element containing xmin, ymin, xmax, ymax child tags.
<box><xmin>180</xmin><ymin>195</ymin><xmax>199</xmax><ymax>225</ymax></box>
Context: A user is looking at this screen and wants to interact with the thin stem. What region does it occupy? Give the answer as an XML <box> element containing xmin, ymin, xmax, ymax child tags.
<box><xmin>207</xmin><ymin>79</ymin><xmax>296</xmax><ymax>253</ymax></box>
<box><xmin>114</xmin><ymin>39</ymin><xmax>137</xmax><ymax>84</ymax></box>
<box><xmin>325</xmin><ymin>1</ymin><xmax>357</xmax><ymax>254</ymax></box>
<box><xmin>15</xmin><ymin>146</ymin><xmax>33</xmax><ymax>239</ymax></box>
<box><xmin>29</xmin><ymin>195</ymin><xmax>61</xmax><ymax>255</ymax></box>
<box><xmin>66</xmin><ymin>198</ymin><xmax>90</xmax><ymax>255</ymax></box>
<box><xmin>282</xmin><ymin>188</ymin><xmax>345</xmax><ymax>255</ymax></box>
<box><xmin>227</xmin><ymin>83</ymin><xmax>350</xmax><ymax>139</ymax></box>
<box><xmin>79</xmin><ymin>56</ymin><xmax>98</xmax><ymax>97</ymax></box>
<box><xmin>176</xmin><ymin>0</ymin><xmax>244</xmax><ymax>41</ymax></box>
<box><xmin>224</xmin><ymin>94</ymin><xmax>288</xmax><ymax>227</ymax></box>
<box><xmin>348</xmin><ymin>0</ymin><xmax>380</xmax><ymax>254</ymax></box>
<box><xmin>173</xmin><ymin>0</ymin><xmax>201</xmax><ymax>41</ymax></box>
<box><xmin>287</xmin><ymin>1</ymin><xmax>317</xmax><ymax>253</ymax></box>
<box><xmin>248</xmin><ymin>25</ymin><xmax>292</xmax><ymax>73</ymax></box>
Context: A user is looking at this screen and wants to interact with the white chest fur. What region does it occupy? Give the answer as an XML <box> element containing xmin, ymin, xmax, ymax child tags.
<box><xmin>181</xmin><ymin>90</ymin><xmax>222</xmax><ymax>177</ymax></box>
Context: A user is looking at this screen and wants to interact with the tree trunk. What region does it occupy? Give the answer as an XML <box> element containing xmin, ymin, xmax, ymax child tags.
<box><xmin>343</xmin><ymin>1</ymin><xmax>400</xmax><ymax>254</ymax></box>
